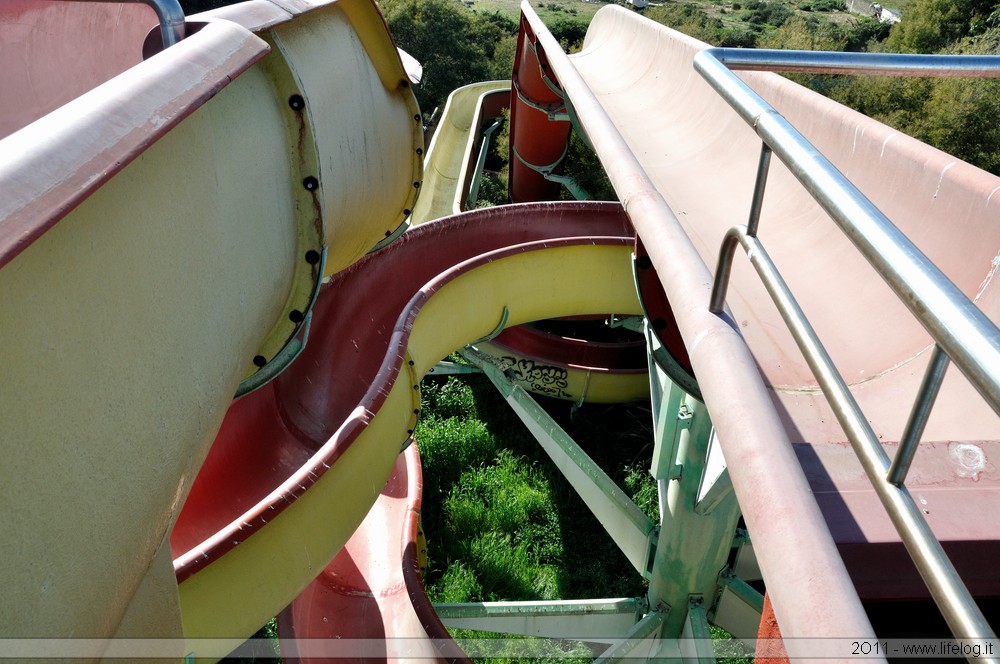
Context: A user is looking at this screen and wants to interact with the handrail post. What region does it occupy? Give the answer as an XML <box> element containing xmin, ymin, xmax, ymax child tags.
<box><xmin>746</xmin><ymin>143</ymin><xmax>772</xmax><ymax>237</ymax></box>
<box><xmin>708</xmin><ymin>227</ymin><xmax>742</xmax><ymax>314</ymax></box>
<box><xmin>710</xmin><ymin>143</ymin><xmax>771</xmax><ymax>313</ymax></box>
<box><xmin>73</xmin><ymin>0</ymin><xmax>186</xmax><ymax>48</ymax></box>
<box><xmin>886</xmin><ymin>345</ymin><xmax>951</xmax><ymax>486</ymax></box>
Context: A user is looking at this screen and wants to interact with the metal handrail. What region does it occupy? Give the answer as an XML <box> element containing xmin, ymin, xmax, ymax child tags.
<box><xmin>698</xmin><ymin>48</ymin><xmax>1000</xmax><ymax>654</ymax></box>
<box><xmin>74</xmin><ymin>0</ymin><xmax>186</xmax><ymax>48</ymax></box>
<box><xmin>697</xmin><ymin>48</ymin><xmax>1000</xmax><ymax>413</ymax></box>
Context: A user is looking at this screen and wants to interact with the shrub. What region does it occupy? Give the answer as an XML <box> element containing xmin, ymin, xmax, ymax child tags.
<box><xmin>741</xmin><ymin>0</ymin><xmax>793</xmax><ymax>27</ymax></box>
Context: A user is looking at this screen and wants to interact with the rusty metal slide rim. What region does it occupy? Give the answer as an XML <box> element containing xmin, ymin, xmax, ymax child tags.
<box><xmin>518</xmin><ymin>1</ymin><xmax>879</xmax><ymax>650</ymax></box>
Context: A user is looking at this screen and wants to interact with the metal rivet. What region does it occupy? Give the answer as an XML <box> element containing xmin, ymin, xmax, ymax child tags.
<box><xmin>253</xmin><ymin>355</ymin><xmax>267</xmax><ymax>367</ymax></box>
<box><xmin>305</xmin><ymin>250</ymin><xmax>320</xmax><ymax>265</ymax></box>
<box><xmin>413</xmin><ymin>114</ymin><xmax>421</xmax><ymax>122</ymax></box>
<box><xmin>288</xmin><ymin>94</ymin><xmax>305</xmax><ymax>111</ymax></box>
<box><xmin>413</xmin><ymin>181</ymin><xmax>421</xmax><ymax>188</ymax></box>
<box><xmin>416</xmin><ymin>148</ymin><xmax>423</xmax><ymax>156</ymax></box>
<box><xmin>303</xmin><ymin>176</ymin><xmax>319</xmax><ymax>191</ymax></box>
<box><xmin>289</xmin><ymin>310</ymin><xmax>304</xmax><ymax>323</ymax></box>
<box><xmin>403</xmin><ymin>209</ymin><xmax>411</xmax><ymax>216</ymax></box>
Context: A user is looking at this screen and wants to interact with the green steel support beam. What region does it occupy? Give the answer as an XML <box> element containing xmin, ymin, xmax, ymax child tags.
<box><xmin>466</xmin><ymin>117</ymin><xmax>505</xmax><ymax>210</ymax></box>
<box><xmin>463</xmin><ymin>346</ymin><xmax>657</xmax><ymax>576</ymax></box>
<box><xmin>425</xmin><ymin>361</ymin><xmax>482</xmax><ymax>376</ymax></box>
<box><xmin>434</xmin><ymin>598</ymin><xmax>645</xmax><ymax>644</ymax></box>
<box><xmin>718</xmin><ymin>570</ymin><xmax>764</xmax><ymax>614</ymax></box>
<box><xmin>544</xmin><ymin>173</ymin><xmax>591</xmax><ymax>201</ymax></box>
<box><xmin>680</xmin><ymin>597</ymin><xmax>715</xmax><ymax>663</ymax></box>
<box><xmin>644</xmin><ymin>323</ymin><xmax>743</xmax><ymax>636</ymax></box>
<box><xmin>594</xmin><ymin>610</ymin><xmax>669</xmax><ymax>663</ymax></box>
<box><xmin>711</xmin><ymin>569</ymin><xmax>764</xmax><ymax>644</ymax></box>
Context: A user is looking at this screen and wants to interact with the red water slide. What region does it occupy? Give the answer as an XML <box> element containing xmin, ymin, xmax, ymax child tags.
<box><xmin>507</xmin><ymin>14</ymin><xmax>572</xmax><ymax>203</ymax></box>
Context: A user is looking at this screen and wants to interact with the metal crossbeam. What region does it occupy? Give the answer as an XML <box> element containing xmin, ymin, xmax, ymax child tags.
<box><xmin>462</xmin><ymin>345</ymin><xmax>657</xmax><ymax>575</ymax></box>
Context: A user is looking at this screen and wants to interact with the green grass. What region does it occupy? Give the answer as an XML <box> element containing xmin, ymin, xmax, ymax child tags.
<box><xmin>416</xmin><ymin>375</ymin><xmax>762</xmax><ymax>663</ymax></box>
<box><xmin>465</xmin><ymin>0</ymin><xmax>605</xmax><ymax>27</ymax></box>
<box><xmin>416</xmin><ymin>375</ymin><xmax>660</xmax><ymax>662</ymax></box>
<box><xmin>448</xmin><ymin>627</ymin><xmax>597</xmax><ymax>662</ymax></box>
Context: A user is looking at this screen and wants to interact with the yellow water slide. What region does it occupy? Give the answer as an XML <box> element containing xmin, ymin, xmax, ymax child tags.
<box><xmin>410</xmin><ymin>80</ymin><xmax>510</xmax><ymax>223</ymax></box>
<box><xmin>0</xmin><ymin>0</ymin><xmax>420</xmax><ymax>650</ymax></box>
<box><xmin>413</xmin><ymin>80</ymin><xmax>650</xmax><ymax>404</ymax></box>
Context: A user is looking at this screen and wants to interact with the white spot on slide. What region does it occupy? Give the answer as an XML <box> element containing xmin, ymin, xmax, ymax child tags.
<box><xmin>974</xmin><ymin>252</ymin><xmax>1000</xmax><ymax>303</ymax></box>
<box><xmin>950</xmin><ymin>443</ymin><xmax>986</xmax><ymax>480</ymax></box>
<box><xmin>932</xmin><ymin>162</ymin><xmax>955</xmax><ymax>199</ymax></box>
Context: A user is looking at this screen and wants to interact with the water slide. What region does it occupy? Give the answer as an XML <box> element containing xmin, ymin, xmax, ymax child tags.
<box><xmin>410</xmin><ymin>80</ymin><xmax>510</xmax><ymax>223</ymax></box>
<box><xmin>518</xmin><ymin>2</ymin><xmax>1000</xmax><ymax>647</ymax></box>
<box><xmin>412</xmin><ymin>80</ymin><xmax>650</xmax><ymax>404</ymax></box>
<box><xmin>0</xmin><ymin>0</ymin><xmax>423</xmax><ymax>652</ymax></box>
<box><xmin>270</xmin><ymin>201</ymin><xmax>639</xmax><ymax>661</ymax></box>
<box><xmin>556</xmin><ymin>5</ymin><xmax>1000</xmax><ymax>599</ymax></box>
<box><xmin>4</xmin><ymin>0</ymin><xmax>1000</xmax><ymax>659</ymax></box>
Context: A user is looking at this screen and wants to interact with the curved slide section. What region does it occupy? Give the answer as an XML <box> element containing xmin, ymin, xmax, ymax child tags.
<box><xmin>567</xmin><ymin>6</ymin><xmax>1000</xmax><ymax>596</ymax></box>
<box><xmin>277</xmin><ymin>444</ymin><xmax>462</xmax><ymax>663</ymax></box>
<box><xmin>415</xmin><ymin>80</ymin><xmax>648</xmax><ymax>403</ymax></box>
<box><xmin>171</xmin><ymin>202</ymin><xmax>641</xmax><ymax>653</ymax></box>
<box><xmin>0</xmin><ymin>0</ymin><xmax>421</xmax><ymax>648</ymax></box>
<box><xmin>411</xmin><ymin>81</ymin><xmax>510</xmax><ymax>223</ymax></box>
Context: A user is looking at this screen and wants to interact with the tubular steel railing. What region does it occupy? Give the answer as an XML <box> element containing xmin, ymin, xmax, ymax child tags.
<box><xmin>696</xmin><ymin>47</ymin><xmax>1000</xmax><ymax>654</ymax></box>
<box><xmin>74</xmin><ymin>0</ymin><xmax>186</xmax><ymax>47</ymax></box>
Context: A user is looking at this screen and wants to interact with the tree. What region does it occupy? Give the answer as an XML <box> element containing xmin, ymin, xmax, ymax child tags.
<box><xmin>757</xmin><ymin>14</ymin><xmax>848</xmax><ymax>50</ymax></box>
<box><xmin>380</xmin><ymin>0</ymin><xmax>492</xmax><ymax>114</ymax></box>
<box><xmin>881</xmin><ymin>0</ymin><xmax>995</xmax><ymax>53</ymax></box>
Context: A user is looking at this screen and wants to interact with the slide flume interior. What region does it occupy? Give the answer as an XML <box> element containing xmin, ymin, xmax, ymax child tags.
<box><xmin>171</xmin><ymin>201</ymin><xmax>642</xmax><ymax>644</ymax></box>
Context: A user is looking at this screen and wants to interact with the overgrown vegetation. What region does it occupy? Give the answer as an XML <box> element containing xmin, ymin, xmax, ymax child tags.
<box><xmin>418</xmin><ymin>376</ymin><xmax>655</xmax><ymax>606</ymax></box>
<box><xmin>416</xmin><ymin>376</ymin><xmax>757</xmax><ymax>663</ymax></box>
